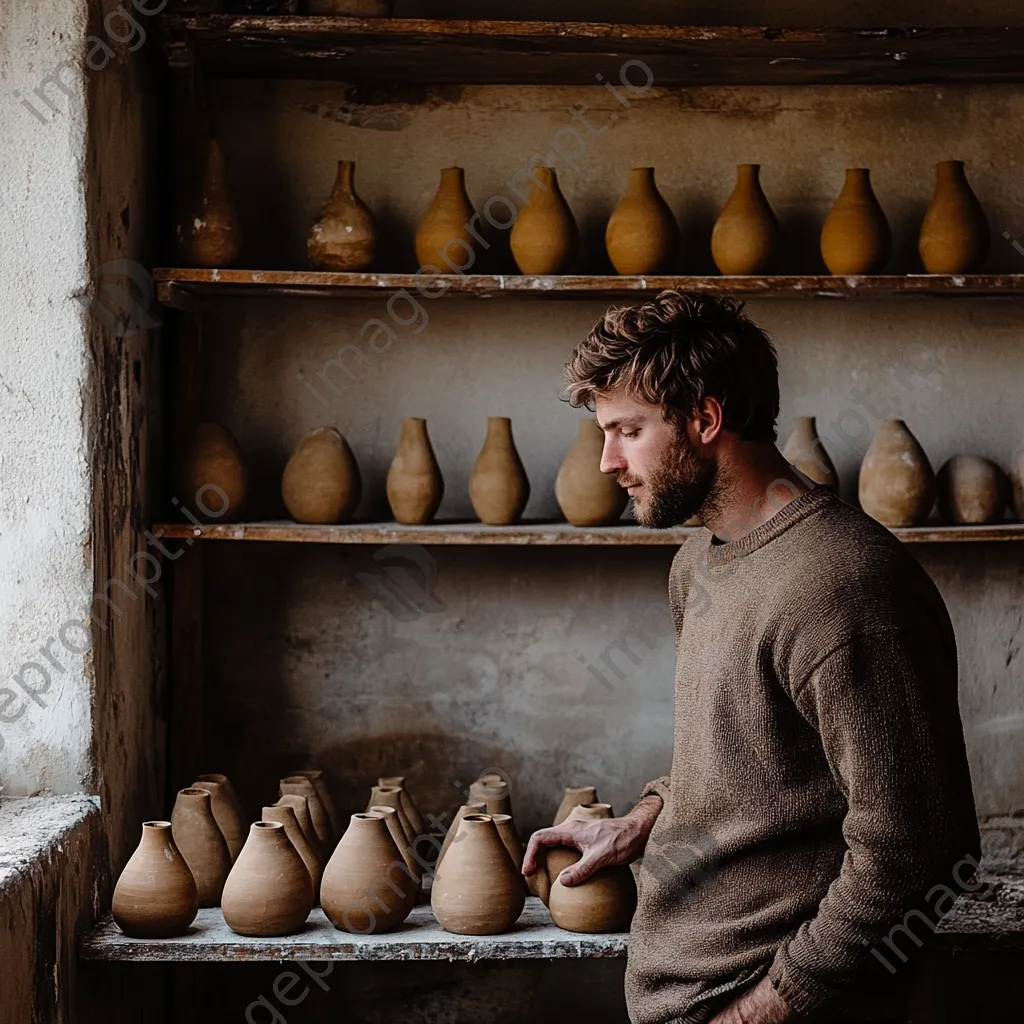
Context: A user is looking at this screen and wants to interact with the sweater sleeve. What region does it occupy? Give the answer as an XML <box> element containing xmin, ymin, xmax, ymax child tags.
<box><xmin>639</xmin><ymin>776</ymin><xmax>671</xmax><ymax>805</ymax></box>
<box><xmin>767</xmin><ymin>628</ymin><xmax>980</xmax><ymax>1016</ymax></box>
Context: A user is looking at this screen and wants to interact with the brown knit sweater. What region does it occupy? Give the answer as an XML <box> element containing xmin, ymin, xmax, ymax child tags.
<box><xmin>626</xmin><ymin>487</ymin><xmax>979</xmax><ymax>1024</ymax></box>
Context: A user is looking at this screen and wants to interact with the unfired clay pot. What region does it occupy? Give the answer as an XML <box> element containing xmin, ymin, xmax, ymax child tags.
<box><xmin>605</xmin><ymin>167</ymin><xmax>679</xmax><ymax>275</ymax></box>
<box><xmin>469</xmin><ymin>417</ymin><xmax>530</xmax><ymax>525</ymax></box>
<box><xmin>711</xmin><ymin>163</ymin><xmax>779</xmax><ymax>275</ymax></box>
<box><xmin>275</xmin><ymin>794</ymin><xmax>326</xmax><ymax>865</ymax></box>
<box><xmin>431</xmin><ymin>814</ymin><xmax>525</xmax><ymax>935</ymax></box>
<box><xmin>289</xmin><ymin>769</ymin><xmax>343</xmax><ymax>840</ymax></box>
<box><xmin>282</xmin><ymin>427</ymin><xmax>361</xmax><ymax>525</ymax></box>
<box><xmin>510</xmin><ymin>166</ymin><xmax>578</xmax><ymax>275</ymax></box>
<box><xmin>858</xmin><ymin>419</ymin><xmax>935</xmax><ymax>527</ymax></box>
<box><xmin>280</xmin><ymin>775</ymin><xmax>335</xmax><ymax>851</ymax></box>
<box><xmin>112</xmin><ymin>821</ymin><xmax>198</xmax><ymax>938</ymax></box>
<box><xmin>553</xmin><ymin>785</ymin><xmax>598</xmax><ymax>826</ymax></box>
<box><xmin>820</xmin><ymin>168</ymin><xmax>891</xmax><ymax>275</ymax></box>
<box><xmin>781</xmin><ymin>416</ymin><xmax>839</xmax><ymax>492</ymax></box>
<box><xmin>180</xmin><ymin>139</ymin><xmax>241</xmax><ymax>268</ymax></box>
<box><xmin>469</xmin><ymin>779</ymin><xmax>512</xmax><ymax>818</ymax></box>
<box><xmin>262</xmin><ymin>803</ymin><xmax>324</xmax><ymax>904</ymax></box>
<box><xmin>918</xmin><ymin>160</ymin><xmax>989</xmax><ymax>274</ymax></box>
<box><xmin>366</xmin><ymin>785</ymin><xmax>415</xmax><ymax>846</ymax></box>
<box><xmin>490</xmin><ymin>813</ymin><xmax>524</xmax><ymax>872</ymax></box>
<box><xmin>192</xmin><ymin>773</ymin><xmax>247</xmax><ymax>862</ymax></box>
<box><xmin>386</xmin><ymin>418</ymin><xmax>444</xmax><ymax>524</ymax></box>
<box><xmin>937</xmin><ymin>455</ymin><xmax>1008</xmax><ymax>524</ymax></box>
<box><xmin>181</xmin><ymin>424</ymin><xmax>248</xmax><ymax>523</ymax></box>
<box><xmin>308</xmin><ymin>160</ymin><xmax>377</xmax><ymax>271</ymax></box>
<box><xmin>415</xmin><ymin>167</ymin><xmax>479</xmax><ymax>271</ymax></box>
<box><xmin>567</xmin><ymin>803</ymin><xmax>614</xmax><ymax>821</ymax></box>
<box><xmin>378</xmin><ymin>775</ymin><xmax>429</xmax><ymax>839</ymax></box>
<box><xmin>321</xmin><ymin>813</ymin><xmax>418</xmax><ymax>933</ymax></box>
<box><xmin>437</xmin><ymin>802</ymin><xmax>487</xmax><ymax>864</ymax></box>
<box><xmin>170</xmin><ymin>787</ymin><xmax>232</xmax><ymax>907</ymax></box>
<box><xmin>368</xmin><ymin>805</ymin><xmax>423</xmax><ymax>888</ymax></box>
<box><xmin>1011</xmin><ymin>447</ymin><xmax>1024</xmax><ymax>520</ymax></box>
<box><xmin>543</xmin><ymin>845</ymin><xmax>637</xmax><ymax>933</ymax></box>
<box><xmin>222</xmin><ymin>822</ymin><xmax>313</xmax><ymax>937</ymax></box>
<box><xmin>556</xmin><ymin>420</ymin><xmax>627</xmax><ymax>526</ymax></box>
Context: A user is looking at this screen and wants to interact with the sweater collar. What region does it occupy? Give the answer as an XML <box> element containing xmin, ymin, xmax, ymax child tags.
<box><xmin>702</xmin><ymin>486</ymin><xmax>834</xmax><ymax>567</ymax></box>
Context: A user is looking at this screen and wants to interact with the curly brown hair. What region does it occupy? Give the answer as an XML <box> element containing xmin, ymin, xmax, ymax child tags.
<box><xmin>563</xmin><ymin>290</ymin><xmax>780</xmax><ymax>442</ymax></box>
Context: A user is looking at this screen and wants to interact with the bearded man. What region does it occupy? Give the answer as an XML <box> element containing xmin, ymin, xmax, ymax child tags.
<box><xmin>523</xmin><ymin>291</ymin><xmax>979</xmax><ymax>1024</ymax></box>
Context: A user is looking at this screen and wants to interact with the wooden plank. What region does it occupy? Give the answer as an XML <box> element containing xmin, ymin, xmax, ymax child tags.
<box><xmin>151</xmin><ymin>520</ymin><xmax>1024</xmax><ymax>546</ymax></box>
<box><xmin>160</xmin><ymin>18</ymin><xmax>1024</xmax><ymax>86</ymax></box>
<box><xmin>153</xmin><ymin>270</ymin><xmax>1024</xmax><ymax>304</ymax></box>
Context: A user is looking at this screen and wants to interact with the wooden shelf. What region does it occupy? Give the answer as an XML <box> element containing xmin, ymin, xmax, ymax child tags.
<box><xmin>154</xmin><ymin>270</ymin><xmax>1024</xmax><ymax>307</ymax></box>
<box><xmin>161</xmin><ymin>18</ymin><xmax>1024</xmax><ymax>86</ymax></box>
<box><xmin>154</xmin><ymin>520</ymin><xmax>1024</xmax><ymax>547</ymax></box>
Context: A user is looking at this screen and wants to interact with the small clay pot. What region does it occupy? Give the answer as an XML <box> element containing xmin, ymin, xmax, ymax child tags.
<box><xmin>918</xmin><ymin>160</ymin><xmax>989</xmax><ymax>274</ymax></box>
<box><xmin>553</xmin><ymin>785</ymin><xmax>598</xmax><ymax>826</ymax></box>
<box><xmin>567</xmin><ymin>803</ymin><xmax>614</xmax><ymax>821</ymax></box>
<box><xmin>858</xmin><ymin>420</ymin><xmax>935</xmax><ymax>527</ymax></box>
<box><xmin>368</xmin><ymin>805</ymin><xmax>423</xmax><ymax>889</ymax></box>
<box><xmin>556</xmin><ymin>421</ymin><xmax>628</xmax><ymax>527</ymax></box>
<box><xmin>180</xmin><ymin>424</ymin><xmax>248</xmax><ymax>524</ymax></box>
<box><xmin>378</xmin><ymin>775</ymin><xmax>429</xmax><ymax>839</ymax></box>
<box><xmin>437</xmin><ymin>802</ymin><xmax>487</xmax><ymax>865</ymax></box>
<box><xmin>170</xmin><ymin>787</ymin><xmax>232</xmax><ymax>907</ymax></box>
<box><xmin>275</xmin><ymin>794</ymin><xmax>326</xmax><ymax>865</ymax></box>
<box><xmin>510</xmin><ymin>165</ymin><xmax>579</xmax><ymax>274</ymax></box>
<box><xmin>180</xmin><ymin>139</ymin><xmax>241</xmax><ymax>268</ymax></box>
<box><xmin>415</xmin><ymin>167</ymin><xmax>480</xmax><ymax>272</ymax></box>
<box><xmin>781</xmin><ymin>416</ymin><xmax>839</xmax><ymax>492</ymax></box>
<box><xmin>192</xmin><ymin>773</ymin><xmax>247</xmax><ymax>862</ymax></box>
<box><xmin>711</xmin><ymin>163</ymin><xmax>779</xmax><ymax>275</ymax></box>
<box><xmin>308</xmin><ymin>159</ymin><xmax>377</xmax><ymax>271</ymax></box>
<box><xmin>469</xmin><ymin>417</ymin><xmax>530</xmax><ymax>525</ymax></box>
<box><xmin>820</xmin><ymin>168</ymin><xmax>891</xmax><ymax>275</ymax></box>
<box><xmin>605</xmin><ymin>167</ymin><xmax>679</xmax><ymax>275</ymax></box>
<box><xmin>112</xmin><ymin>821</ymin><xmax>198</xmax><ymax>938</ymax></box>
<box><xmin>546</xmin><ymin>848</ymin><xmax>637</xmax><ymax>933</ymax></box>
<box><xmin>282</xmin><ymin>428</ymin><xmax>361</xmax><ymax>525</ymax></box>
<box><xmin>280</xmin><ymin>775</ymin><xmax>335</xmax><ymax>851</ymax></box>
<box><xmin>262</xmin><ymin>803</ymin><xmax>324</xmax><ymax>904</ymax></box>
<box><xmin>386</xmin><ymin>418</ymin><xmax>445</xmax><ymax>525</ymax></box>
<box><xmin>937</xmin><ymin>455</ymin><xmax>1008</xmax><ymax>524</ymax></box>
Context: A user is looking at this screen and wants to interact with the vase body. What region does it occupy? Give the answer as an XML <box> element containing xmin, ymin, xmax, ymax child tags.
<box><xmin>510</xmin><ymin>166</ymin><xmax>578</xmax><ymax>274</ymax></box>
<box><xmin>546</xmin><ymin>848</ymin><xmax>637</xmax><ymax>933</ymax></box>
<box><xmin>170</xmin><ymin>788</ymin><xmax>232</xmax><ymax>907</ymax></box>
<box><xmin>556</xmin><ymin>420</ymin><xmax>627</xmax><ymax>526</ymax></box>
<box><xmin>275</xmin><ymin>794</ymin><xmax>326</xmax><ymax>863</ymax></box>
<box><xmin>180</xmin><ymin>139</ymin><xmax>241</xmax><ymax>268</ymax></box>
<box><xmin>282</xmin><ymin>427</ymin><xmax>361</xmax><ymax>524</ymax></box>
<box><xmin>262</xmin><ymin>803</ymin><xmax>324</xmax><ymax>903</ymax></box>
<box><xmin>386</xmin><ymin>418</ymin><xmax>444</xmax><ymax>524</ymax></box>
<box><xmin>192</xmin><ymin>773</ymin><xmax>248</xmax><ymax>862</ymax></box>
<box><xmin>437</xmin><ymin>802</ymin><xmax>487</xmax><ymax>864</ymax></box>
<box><xmin>469</xmin><ymin>778</ymin><xmax>512</xmax><ymax>818</ymax></box>
<box><xmin>553</xmin><ymin>785</ymin><xmax>598</xmax><ymax>825</ymax></box>
<box><xmin>112</xmin><ymin>822</ymin><xmax>198</xmax><ymax>938</ymax></box>
<box><xmin>368</xmin><ymin>805</ymin><xmax>423</xmax><ymax>888</ymax></box>
<box><xmin>280</xmin><ymin>776</ymin><xmax>335</xmax><ymax>850</ymax></box>
<box><xmin>937</xmin><ymin>455</ymin><xmax>1008</xmax><ymax>524</ymax></box>
<box><xmin>322</xmin><ymin>814</ymin><xmax>418</xmax><ymax>933</ymax></box>
<box><xmin>366</xmin><ymin>785</ymin><xmax>416</xmax><ymax>845</ymax></box>
<box><xmin>605</xmin><ymin>167</ymin><xmax>678</xmax><ymax>274</ymax></box>
<box><xmin>918</xmin><ymin>161</ymin><xmax>989</xmax><ymax>273</ymax></box>
<box><xmin>781</xmin><ymin>416</ymin><xmax>839</xmax><ymax>492</ymax></box>
<box><xmin>222</xmin><ymin>822</ymin><xmax>313</xmax><ymax>937</ymax></box>
<box><xmin>308</xmin><ymin>160</ymin><xmax>377</xmax><ymax>271</ymax></box>
<box><xmin>820</xmin><ymin>168</ymin><xmax>891</xmax><ymax>275</ymax></box>
<box><xmin>858</xmin><ymin>419</ymin><xmax>935</xmax><ymax>527</ymax></box>
<box><xmin>432</xmin><ymin>814</ymin><xmax>525</xmax><ymax>935</ymax></box>
<box><xmin>415</xmin><ymin>167</ymin><xmax>479</xmax><ymax>271</ymax></box>
<box><xmin>289</xmin><ymin>769</ymin><xmax>342</xmax><ymax>840</ymax></box>
<box><xmin>711</xmin><ymin>164</ymin><xmax>779</xmax><ymax>275</ymax></box>
<box><xmin>1012</xmin><ymin>448</ymin><xmax>1024</xmax><ymax>520</ymax></box>
<box><xmin>469</xmin><ymin>417</ymin><xmax>530</xmax><ymax>525</ymax></box>
<box><xmin>181</xmin><ymin>423</ymin><xmax>248</xmax><ymax>523</ymax></box>
<box><xmin>378</xmin><ymin>775</ymin><xmax>429</xmax><ymax>839</ymax></box>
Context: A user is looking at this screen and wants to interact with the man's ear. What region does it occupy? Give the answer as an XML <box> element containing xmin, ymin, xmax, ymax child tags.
<box><xmin>693</xmin><ymin>396</ymin><xmax>724</xmax><ymax>444</ymax></box>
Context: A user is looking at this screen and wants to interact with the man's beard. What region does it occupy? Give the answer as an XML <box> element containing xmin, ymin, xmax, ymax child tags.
<box><xmin>620</xmin><ymin>435</ymin><xmax>716</xmax><ymax>529</ymax></box>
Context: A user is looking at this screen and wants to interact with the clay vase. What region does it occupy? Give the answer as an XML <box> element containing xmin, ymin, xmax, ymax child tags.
<box><xmin>415</xmin><ymin>167</ymin><xmax>479</xmax><ymax>271</ymax></box>
<box><xmin>469</xmin><ymin>779</ymin><xmax>512</xmax><ymax>818</ymax></box>
<box><xmin>490</xmin><ymin>813</ymin><xmax>524</xmax><ymax>872</ymax></box>
<box><xmin>289</xmin><ymin>769</ymin><xmax>343</xmax><ymax>843</ymax></box>
<box><xmin>180</xmin><ymin>139</ymin><xmax>241</xmax><ymax>268</ymax></box>
<box><xmin>432</xmin><ymin>814</ymin><xmax>525</xmax><ymax>935</ymax></box>
<box><xmin>556</xmin><ymin>420</ymin><xmax>627</xmax><ymax>526</ymax></box>
<box><xmin>366</xmin><ymin>785</ymin><xmax>416</xmax><ymax>846</ymax></box>
<box><xmin>545</xmin><ymin>846</ymin><xmax>637</xmax><ymax>933</ymax></box>
<box><xmin>386</xmin><ymin>418</ymin><xmax>444</xmax><ymax>524</ymax></box>
<box><xmin>322</xmin><ymin>813</ymin><xmax>418</xmax><ymax>933</ymax></box>
<box><xmin>820</xmin><ymin>168</ymin><xmax>891</xmax><ymax>275</ymax></box>
<box><xmin>282</xmin><ymin>427</ymin><xmax>361</xmax><ymax>525</ymax></box>
<box><xmin>112</xmin><ymin>821</ymin><xmax>198</xmax><ymax>938</ymax></box>
<box><xmin>469</xmin><ymin>417</ymin><xmax>530</xmax><ymax>525</ymax></box>
<box><xmin>510</xmin><ymin>166</ymin><xmax>579</xmax><ymax>274</ymax></box>
<box><xmin>181</xmin><ymin>423</ymin><xmax>248</xmax><ymax>523</ymax></box>
<box><xmin>782</xmin><ymin>417</ymin><xmax>839</xmax><ymax>492</ymax></box>
<box><xmin>858</xmin><ymin>419</ymin><xmax>935</xmax><ymax>527</ymax></box>
<box><xmin>222</xmin><ymin>822</ymin><xmax>313</xmax><ymax>937</ymax></box>
<box><xmin>378</xmin><ymin>775</ymin><xmax>429</xmax><ymax>840</ymax></box>
<box><xmin>280</xmin><ymin>775</ymin><xmax>335</xmax><ymax>851</ymax></box>
<box><xmin>262</xmin><ymin>803</ymin><xmax>324</xmax><ymax>903</ymax></box>
<box><xmin>553</xmin><ymin>785</ymin><xmax>598</xmax><ymax>826</ymax></box>
<box><xmin>275</xmin><ymin>794</ymin><xmax>326</xmax><ymax>865</ymax></box>
<box><xmin>567</xmin><ymin>803</ymin><xmax>614</xmax><ymax>821</ymax></box>
<box><xmin>437</xmin><ymin>802</ymin><xmax>487</xmax><ymax>864</ymax></box>
<box><xmin>192</xmin><ymin>773</ymin><xmax>248</xmax><ymax>862</ymax></box>
<box><xmin>308</xmin><ymin>160</ymin><xmax>377</xmax><ymax>271</ymax></box>
<box><xmin>170</xmin><ymin>788</ymin><xmax>232</xmax><ymax>907</ymax></box>
<box><xmin>937</xmin><ymin>455</ymin><xmax>1008</xmax><ymax>524</ymax></box>
<box><xmin>918</xmin><ymin>161</ymin><xmax>989</xmax><ymax>274</ymax></box>
<box><xmin>711</xmin><ymin>163</ymin><xmax>779</xmax><ymax>275</ymax></box>
<box><xmin>1011</xmin><ymin>448</ymin><xmax>1024</xmax><ymax>520</ymax></box>
<box><xmin>368</xmin><ymin>805</ymin><xmax>422</xmax><ymax>886</ymax></box>
<box><xmin>605</xmin><ymin>167</ymin><xmax>679</xmax><ymax>275</ymax></box>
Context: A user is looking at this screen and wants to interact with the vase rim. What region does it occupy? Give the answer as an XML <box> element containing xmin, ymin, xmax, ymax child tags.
<box><xmin>280</xmin><ymin>775</ymin><xmax>314</xmax><ymax>784</ymax></box>
<box><xmin>368</xmin><ymin>805</ymin><xmax>396</xmax><ymax>815</ymax></box>
<box><xmin>195</xmin><ymin>773</ymin><xmax>228</xmax><ymax>783</ymax></box>
<box><xmin>253</xmin><ymin>821</ymin><xmax>284</xmax><ymax>831</ymax></box>
<box><xmin>489</xmin><ymin>813</ymin><xmax>512</xmax><ymax>823</ymax></box>
<box><xmin>462</xmin><ymin>814</ymin><xmax>492</xmax><ymax>823</ymax></box>
<box><xmin>143</xmin><ymin>820</ymin><xmax>172</xmax><ymax>830</ymax></box>
<box><xmin>178</xmin><ymin>787</ymin><xmax>211</xmax><ymax>798</ymax></box>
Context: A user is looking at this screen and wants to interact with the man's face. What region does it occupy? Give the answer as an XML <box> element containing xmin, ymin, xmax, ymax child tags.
<box><xmin>595</xmin><ymin>389</ymin><xmax>715</xmax><ymax>529</ymax></box>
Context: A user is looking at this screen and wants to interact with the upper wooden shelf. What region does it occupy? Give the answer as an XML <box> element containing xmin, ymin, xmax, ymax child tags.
<box><xmin>153</xmin><ymin>520</ymin><xmax>1024</xmax><ymax>547</ymax></box>
<box><xmin>161</xmin><ymin>18</ymin><xmax>1024</xmax><ymax>86</ymax></box>
<box><xmin>154</xmin><ymin>270</ymin><xmax>1024</xmax><ymax>307</ymax></box>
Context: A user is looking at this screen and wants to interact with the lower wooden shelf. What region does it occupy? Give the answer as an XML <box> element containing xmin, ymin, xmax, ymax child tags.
<box><xmin>153</xmin><ymin>520</ymin><xmax>1024</xmax><ymax>546</ymax></box>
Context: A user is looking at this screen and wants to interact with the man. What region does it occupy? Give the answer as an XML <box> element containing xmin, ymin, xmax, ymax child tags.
<box><xmin>523</xmin><ymin>291</ymin><xmax>979</xmax><ymax>1024</ymax></box>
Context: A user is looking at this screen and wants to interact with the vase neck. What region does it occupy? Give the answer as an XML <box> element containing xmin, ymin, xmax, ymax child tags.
<box><xmin>625</xmin><ymin>167</ymin><xmax>655</xmax><ymax>195</ymax></box>
<box><xmin>485</xmin><ymin>417</ymin><xmax>513</xmax><ymax>443</ymax></box>
<box><xmin>440</xmin><ymin>166</ymin><xmax>465</xmax><ymax>191</ymax></box>
<box><xmin>935</xmin><ymin>160</ymin><xmax>966</xmax><ymax>184</ymax></box>
<box><xmin>841</xmin><ymin>168</ymin><xmax>874</xmax><ymax>198</ymax></box>
<box><xmin>736</xmin><ymin>163</ymin><xmax>760</xmax><ymax>186</ymax></box>
<box><xmin>401</xmin><ymin>418</ymin><xmax>428</xmax><ymax>443</ymax></box>
<box><xmin>333</xmin><ymin>160</ymin><xmax>356</xmax><ymax>196</ymax></box>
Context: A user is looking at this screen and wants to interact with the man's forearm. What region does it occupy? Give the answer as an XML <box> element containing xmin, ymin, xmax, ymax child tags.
<box><xmin>625</xmin><ymin>794</ymin><xmax>663</xmax><ymax>854</ymax></box>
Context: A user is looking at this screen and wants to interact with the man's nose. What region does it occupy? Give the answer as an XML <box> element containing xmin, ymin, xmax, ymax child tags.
<box><xmin>600</xmin><ymin>438</ymin><xmax>625</xmax><ymax>475</ymax></box>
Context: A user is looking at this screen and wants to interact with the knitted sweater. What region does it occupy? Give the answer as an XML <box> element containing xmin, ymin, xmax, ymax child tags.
<box><xmin>625</xmin><ymin>487</ymin><xmax>979</xmax><ymax>1024</ymax></box>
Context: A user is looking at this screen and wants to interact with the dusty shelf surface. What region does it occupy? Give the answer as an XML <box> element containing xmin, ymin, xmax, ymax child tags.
<box><xmin>154</xmin><ymin>270</ymin><xmax>1024</xmax><ymax>307</ymax></box>
<box><xmin>160</xmin><ymin>18</ymin><xmax>1024</xmax><ymax>86</ymax></box>
<box><xmin>153</xmin><ymin>520</ymin><xmax>1024</xmax><ymax>547</ymax></box>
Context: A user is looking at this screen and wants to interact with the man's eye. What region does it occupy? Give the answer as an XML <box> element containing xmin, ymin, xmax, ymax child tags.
<box><xmin>622</xmin><ymin>429</ymin><xmax>639</xmax><ymax>439</ymax></box>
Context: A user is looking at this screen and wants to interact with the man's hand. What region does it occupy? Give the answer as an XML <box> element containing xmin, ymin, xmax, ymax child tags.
<box><xmin>708</xmin><ymin>978</ymin><xmax>795</xmax><ymax>1024</ymax></box>
<box><xmin>522</xmin><ymin>794</ymin><xmax>662</xmax><ymax>887</ymax></box>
